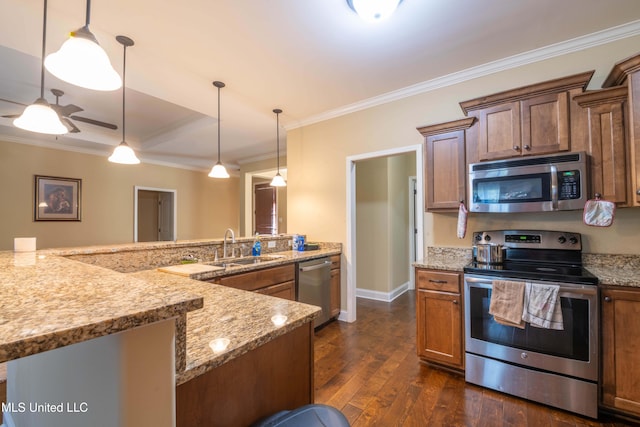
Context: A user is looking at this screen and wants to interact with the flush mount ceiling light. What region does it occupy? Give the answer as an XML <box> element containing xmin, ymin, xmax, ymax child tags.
<box><xmin>270</xmin><ymin>109</ymin><xmax>286</xmax><ymax>187</ymax></box>
<box><xmin>208</xmin><ymin>81</ymin><xmax>230</xmax><ymax>179</ymax></box>
<box><xmin>108</xmin><ymin>36</ymin><xmax>140</xmax><ymax>164</ymax></box>
<box><xmin>45</xmin><ymin>0</ymin><xmax>121</xmax><ymax>91</ymax></box>
<box><xmin>346</xmin><ymin>0</ymin><xmax>403</xmax><ymax>23</ymax></box>
<box><xmin>14</xmin><ymin>0</ymin><xmax>68</xmax><ymax>135</ymax></box>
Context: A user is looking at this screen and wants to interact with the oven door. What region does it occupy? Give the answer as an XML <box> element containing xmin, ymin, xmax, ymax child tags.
<box><xmin>464</xmin><ymin>275</ymin><xmax>598</xmax><ymax>381</ymax></box>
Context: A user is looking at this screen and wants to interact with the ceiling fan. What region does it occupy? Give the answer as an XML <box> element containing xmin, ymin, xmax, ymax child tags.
<box><xmin>1</xmin><ymin>89</ymin><xmax>118</xmax><ymax>134</ymax></box>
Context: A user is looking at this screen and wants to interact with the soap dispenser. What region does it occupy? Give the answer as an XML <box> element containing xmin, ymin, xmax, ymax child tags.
<box><xmin>252</xmin><ymin>233</ymin><xmax>261</xmax><ymax>256</ymax></box>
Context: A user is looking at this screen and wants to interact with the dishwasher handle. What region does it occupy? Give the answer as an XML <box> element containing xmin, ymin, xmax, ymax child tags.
<box><xmin>299</xmin><ymin>260</ymin><xmax>331</xmax><ymax>272</ymax></box>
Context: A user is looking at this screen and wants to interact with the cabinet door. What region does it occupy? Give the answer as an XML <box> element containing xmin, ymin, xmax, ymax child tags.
<box><xmin>425</xmin><ymin>130</ymin><xmax>466</xmax><ymax>210</ymax></box>
<box><xmin>629</xmin><ymin>69</ymin><xmax>640</xmax><ymax>206</ymax></box>
<box><xmin>256</xmin><ymin>281</ymin><xmax>295</xmax><ymax>301</ymax></box>
<box><xmin>601</xmin><ymin>288</ymin><xmax>640</xmax><ymax>416</ymax></box>
<box><xmin>478</xmin><ymin>101</ymin><xmax>521</xmax><ymax>161</ymax></box>
<box><xmin>521</xmin><ymin>92</ymin><xmax>570</xmax><ymax>156</ymax></box>
<box><xmin>587</xmin><ymin>102</ymin><xmax>628</xmax><ymax>203</ymax></box>
<box><xmin>416</xmin><ymin>290</ymin><xmax>463</xmax><ymax>368</ymax></box>
<box><xmin>330</xmin><ymin>268</ymin><xmax>340</xmax><ymax>317</ymax></box>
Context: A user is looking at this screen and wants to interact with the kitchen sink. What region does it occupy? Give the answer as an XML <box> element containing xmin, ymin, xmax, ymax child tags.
<box><xmin>205</xmin><ymin>255</ymin><xmax>285</xmax><ymax>268</ymax></box>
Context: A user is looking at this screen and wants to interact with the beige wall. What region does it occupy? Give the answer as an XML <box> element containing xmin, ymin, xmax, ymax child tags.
<box><xmin>388</xmin><ymin>152</ymin><xmax>415</xmax><ymax>289</ymax></box>
<box><xmin>0</xmin><ymin>139</ymin><xmax>239</xmax><ymax>250</ymax></box>
<box><xmin>287</xmin><ymin>37</ymin><xmax>640</xmax><ymax>291</ymax></box>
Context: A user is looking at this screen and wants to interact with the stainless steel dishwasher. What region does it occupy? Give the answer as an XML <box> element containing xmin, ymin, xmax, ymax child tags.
<box><xmin>297</xmin><ymin>257</ymin><xmax>332</xmax><ymax>328</ymax></box>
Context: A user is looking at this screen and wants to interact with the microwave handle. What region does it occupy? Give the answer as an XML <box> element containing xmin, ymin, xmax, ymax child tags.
<box><xmin>550</xmin><ymin>164</ymin><xmax>558</xmax><ymax>210</ymax></box>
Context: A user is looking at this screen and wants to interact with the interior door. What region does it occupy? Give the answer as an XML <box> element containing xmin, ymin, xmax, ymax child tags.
<box><xmin>255</xmin><ymin>183</ymin><xmax>276</xmax><ymax>235</ymax></box>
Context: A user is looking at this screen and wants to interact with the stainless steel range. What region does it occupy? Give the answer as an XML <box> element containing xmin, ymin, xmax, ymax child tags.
<box><xmin>463</xmin><ymin>230</ymin><xmax>599</xmax><ymax>418</ymax></box>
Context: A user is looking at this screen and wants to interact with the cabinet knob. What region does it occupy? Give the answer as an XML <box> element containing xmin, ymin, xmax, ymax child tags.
<box><xmin>604</xmin><ymin>296</ymin><xmax>612</xmax><ymax>302</ymax></box>
<box><xmin>523</xmin><ymin>144</ymin><xmax>531</xmax><ymax>150</ymax></box>
<box><xmin>513</xmin><ymin>146</ymin><xmax>520</xmax><ymax>151</ymax></box>
<box><xmin>452</xmin><ymin>300</ymin><xmax>458</xmax><ymax>305</ymax></box>
<box><xmin>636</xmin><ymin>189</ymin><xmax>640</xmax><ymax>195</ymax></box>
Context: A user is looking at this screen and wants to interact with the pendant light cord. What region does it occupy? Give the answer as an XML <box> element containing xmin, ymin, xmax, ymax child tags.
<box><xmin>217</xmin><ymin>85</ymin><xmax>221</xmax><ymax>163</ymax></box>
<box><xmin>276</xmin><ymin>111</ymin><xmax>280</xmax><ymax>172</ymax></box>
<box><xmin>40</xmin><ymin>0</ymin><xmax>48</xmax><ymax>99</ymax></box>
<box><xmin>122</xmin><ymin>43</ymin><xmax>127</xmax><ymax>141</ymax></box>
<box><xmin>85</xmin><ymin>0</ymin><xmax>91</xmax><ymax>26</ymax></box>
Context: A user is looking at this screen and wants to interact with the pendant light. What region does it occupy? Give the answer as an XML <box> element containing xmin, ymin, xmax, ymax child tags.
<box><xmin>346</xmin><ymin>0</ymin><xmax>403</xmax><ymax>23</ymax></box>
<box><xmin>14</xmin><ymin>0</ymin><xmax>68</xmax><ymax>135</ymax></box>
<box><xmin>45</xmin><ymin>0</ymin><xmax>121</xmax><ymax>91</ymax></box>
<box><xmin>270</xmin><ymin>109</ymin><xmax>286</xmax><ymax>187</ymax></box>
<box><xmin>108</xmin><ymin>36</ymin><xmax>140</xmax><ymax>164</ymax></box>
<box><xmin>208</xmin><ymin>81</ymin><xmax>229</xmax><ymax>178</ymax></box>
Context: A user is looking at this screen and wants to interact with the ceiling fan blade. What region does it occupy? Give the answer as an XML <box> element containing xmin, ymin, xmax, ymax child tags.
<box><xmin>52</xmin><ymin>103</ymin><xmax>84</xmax><ymax>117</ymax></box>
<box><xmin>0</xmin><ymin>98</ymin><xmax>27</xmax><ymax>107</ymax></box>
<box><xmin>62</xmin><ymin>118</ymin><xmax>80</xmax><ymax>133</ymax></box>
<box><xmin>69</xmin><ymin>115</ymin><xmax>118</xmax><ymax>130</ymax></box>
<box><xmin>2</xmin><ymin>114</ymin><xmax>20</xmax><ymax>119</ymax></box>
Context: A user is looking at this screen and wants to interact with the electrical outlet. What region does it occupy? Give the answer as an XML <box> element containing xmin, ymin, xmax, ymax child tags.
<box><xmin>267</xmin><ymin>241</ymin><xmax>276</xmax><ymax>248</ymax></box>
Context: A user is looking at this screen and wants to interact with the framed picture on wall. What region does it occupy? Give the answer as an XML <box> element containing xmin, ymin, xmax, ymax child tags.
<box><xmin>34</xmin><ymin>175</ymin><xmax>82</xmax><ymax>221</ymax></box>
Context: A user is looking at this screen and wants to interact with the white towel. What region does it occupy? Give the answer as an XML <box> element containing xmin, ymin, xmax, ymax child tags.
<box><xmin>522</xmin><ymin>282</ymin><xmax>564</xmax><ymax>330</ymax></box>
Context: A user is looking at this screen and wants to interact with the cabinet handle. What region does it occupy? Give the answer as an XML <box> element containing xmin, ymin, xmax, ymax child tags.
<box><xmin>604</xmin><ymin>296</ymin><xmax>612</xmax><ymax>302</ymax></box>
<box><xmin>523</xmin><ymin>144</ymin><xmax>531</xmax><ymax>150</ymax></box>
<box><xmin>513</xmin><ymin>146</ymin><xmax>520</xmax><ymax>151</ymax></box>
<box><xmin>452</xmin><ymin>300</ymin><xmax>458</xmax><ymax>305</ymax></box>
<box><xmin>428</xmin><ymin>279</ymin><xmax>447</xmax><ymax>284</ymax></box>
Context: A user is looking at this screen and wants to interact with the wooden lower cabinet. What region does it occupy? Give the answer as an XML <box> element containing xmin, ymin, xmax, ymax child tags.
<box><xmin>209</xmin><ymin>264</ymin><xmax>296</xmax><ymax>300</ymax></box>
<box><xmin>330</xmin><ymin>255</ymin><xmax>341</xmax><ymax>317</ymax></box>
<box><xmin>415</xmin><ymin>268</ymin><xmax>464</xmax><ymax>371</ymax></box>
<box><xmin>177</xmin><ymin>322</ymin><xmax>314</xmax><ymax>426</ymax></box>
<box><xmin>601</xmin><ymin>286</ymin><xmax>640</xmax><ymax>418</ymax></box>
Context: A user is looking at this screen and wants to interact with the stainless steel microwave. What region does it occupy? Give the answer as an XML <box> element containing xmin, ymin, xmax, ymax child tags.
<box><xmin>468</xmin><ymin>152</ymin><xmax>588</xmax><ymax>213</ymax></box>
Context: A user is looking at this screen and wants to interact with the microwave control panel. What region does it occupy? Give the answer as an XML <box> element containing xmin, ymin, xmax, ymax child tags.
<box><xmin>558</xmin><ymin>170</ymin><xmax>581</xmax><ymax>200</ymax></box>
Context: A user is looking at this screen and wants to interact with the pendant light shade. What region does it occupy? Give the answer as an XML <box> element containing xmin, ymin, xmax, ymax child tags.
<box><xmin>108</xmin><ymin>35</ymin><xmax>139</xmax><ymax>165</ymax></box>
<box><xmin>270</xmin><ymin>109</ymin><xmax>286</xmax><ymax>187</ymax></box>
<box><xmin>208</xmin><ymin>81</ymin><xmax>229</xmax><ymax>178</ymax></box>
<box><xmin>14</xmin><ymin>0</ymin><xmax>68</xmax><ymax>135</ymax></box>
<box><xmin>45</xmin><ymin>0</ymin><xmax>121</xmax><ymax>91</ymax></box>
<box><xmin>347</xmin><ymin>0</ymin><xmax>403</xmax><ymax>23</ymax></box>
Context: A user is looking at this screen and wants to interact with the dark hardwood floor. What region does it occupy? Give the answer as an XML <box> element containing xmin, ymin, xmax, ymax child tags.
<box><xmin>313</xmin><ymin>291</ymin><xmax>636</xmax><ymax>426</ymax></box>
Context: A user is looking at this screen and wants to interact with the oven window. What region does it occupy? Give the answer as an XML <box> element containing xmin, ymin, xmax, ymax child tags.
<box><xmin>472</xmin><ymin>173</ymin><xmax>550</xmax><ymax>204</ymax></box>
<box><xmin>468</xmin><ymin>287</ymin><xmax>590</xmax><ymax>361</ymax></box>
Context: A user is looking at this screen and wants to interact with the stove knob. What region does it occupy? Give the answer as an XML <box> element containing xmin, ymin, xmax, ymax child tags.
<box><xmin>475</xmin><ymin>234</ymin><xmax>482</xmax><ymax>241</ymax></box>
<box><xmin>569</xmin><ymin>236</ymin><xmax>578</xmax><ymax>245</ymax></box>
<box><xmin>484</xmin><ymin>235</ymin><xmax>492</xmax><ymax>242</ymax></box>
<box><xmin>557</xmin><ymin>236</ymin><xmax>566</xmax><ymax>244</ymax></box>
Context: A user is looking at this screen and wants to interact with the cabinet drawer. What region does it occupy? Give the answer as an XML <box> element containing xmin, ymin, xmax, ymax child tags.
<box><xmin>416</xmin><ymin>269</ymin><xmax>460</xmax><ymax>293</ymax></box>
<box><xmin>330</xmin><ymin>255</ymin><xmax>341</xmax><ymax>270</ymax></box>
<box><xmin>213</xmin><ymin>265</ymin><xmax>295</xmax><ymax>292</ymax></box>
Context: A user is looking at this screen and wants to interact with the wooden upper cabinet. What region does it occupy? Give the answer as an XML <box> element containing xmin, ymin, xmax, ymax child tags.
<box><xmin>573</xmin><ymin>86</ymin><xmax>628</xmax><ymax>204</ymax></box>
<box><xmin>603</xmin><ymin>52</ymin><xmax>640</xmax><ymax>206</ymax></box>
<box><xmin>417</xmin><ymin>117</ymin><xmax>475</xmax><ymax>211</ymax></box>
<box><xmin>460</xmin><ymin>71</ymin><xmax>593</xmax><ymax>161</ymax></box>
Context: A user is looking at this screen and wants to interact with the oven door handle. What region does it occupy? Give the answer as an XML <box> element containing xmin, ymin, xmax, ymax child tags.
<box><xmin>465</xmin><ymin>276</ymin><xmax>599</xmax><ymax>296</ymax></box>
<box><xmin>550</xmin><ymin>164</ymin><xmax>558</xmax><ymax>210</ymax></box>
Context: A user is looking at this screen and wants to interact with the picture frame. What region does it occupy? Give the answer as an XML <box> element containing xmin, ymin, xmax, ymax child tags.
<box><xmin>34</xmin><ymin>175</ymin><xmax>82</xmax><ymax>221</ymax></box>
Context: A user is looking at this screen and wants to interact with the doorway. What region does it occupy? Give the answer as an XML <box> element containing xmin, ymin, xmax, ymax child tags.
<box><xmin>134</xmin><ymin>186</ymin><xmax>177</xmax><ymax>242</ymax></box>
<box><xmin>254</xmin><ymin>183</ymin><xmax>277</xmax><ymax>235</ymax></box>
<box><xmin>346</xmin><ymin>144</ymin><xmax>424</xmax><ymax>323</ymax></box>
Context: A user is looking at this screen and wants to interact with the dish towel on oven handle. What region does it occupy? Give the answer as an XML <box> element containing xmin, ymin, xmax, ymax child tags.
<box><xmin>457</xmin><ymin>201</ymin><xmax>468</xmax><ymax>239</ymax></box>
<box><xmin>522</xmin><ymin>282</ymin><xmax>564</xmax><ymax>330</ymax></box>
<box><xmin>583</xmin><ymin>193</ymin><xmax>615</xmax><ymax>227</ymax></box>
<box><xmin>489</xmin><ymin>280</ymin><xmax>525</xmax><ymax>329</ymax></box>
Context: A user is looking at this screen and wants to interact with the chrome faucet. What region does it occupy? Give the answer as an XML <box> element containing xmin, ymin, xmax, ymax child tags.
<box><xmin>223</xmin><ymin>228</ymin><xmax>235</xmax><ymax>258</ymax></box>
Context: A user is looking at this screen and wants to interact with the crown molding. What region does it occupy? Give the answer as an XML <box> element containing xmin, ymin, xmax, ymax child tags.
<box><xmin>287</xmin><ymin>19</ymin><xmax>640</xmax><ymax>131</ymax></box>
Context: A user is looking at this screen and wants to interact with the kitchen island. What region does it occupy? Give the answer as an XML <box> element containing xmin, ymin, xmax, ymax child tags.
<box><xmin>1</xmin><ymin>238</ymin><xmax>339</xmax><ymax>426</ymax></box>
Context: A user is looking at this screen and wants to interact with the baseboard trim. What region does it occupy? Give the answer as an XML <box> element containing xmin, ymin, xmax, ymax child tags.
<box><xmin>356</xmin><ymin>282</ymin><xmax>409</xmax><ymax>302</ymax></box>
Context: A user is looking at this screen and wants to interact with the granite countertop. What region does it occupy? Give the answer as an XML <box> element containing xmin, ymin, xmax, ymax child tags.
<box><xmin>0</xmin><ymin>252</ymin><xmax>203</xmax><ymax>363</ymax></box>
<box><xmin>414</xmin><ymin>247</ymin><xmax>639</xmax><ymax>288</ymax></box>
<box><xmin>131</xmin><ymin>269</ymin><xmax>321</xmax><ymax>385</ymax></box>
